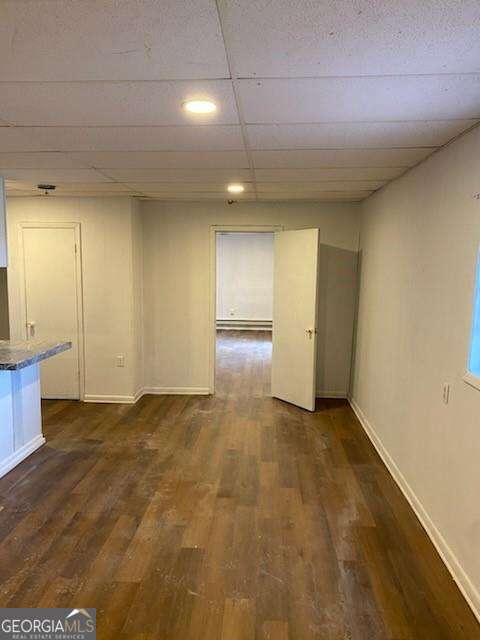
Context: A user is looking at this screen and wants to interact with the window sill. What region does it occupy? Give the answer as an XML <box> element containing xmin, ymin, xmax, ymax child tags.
<box><xmin>463</xmin><ymin>371</ymin><xmax>480</xmax><ymax>392</ymax></box>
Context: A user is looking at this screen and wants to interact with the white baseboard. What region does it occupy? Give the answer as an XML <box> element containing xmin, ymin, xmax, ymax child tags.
<box><xmin>349</xmin><ymin>397</ymin><xmax>480</xmax><ymax>623</ymax></box>
<box><xmin>316</xmin><ymin>390</ymin><xmax>347</xmax><ymax>399</ymax></box>
<box><xmin>84</xmin><ymin>387</ymin><xmax>210</xmax><ymax>404</ymax></box>
<box><xmin>142</xmin><ymin>387</ymin><xmax>210</xmax><ymax>396</ymax></box>
<box><xmin>0</xmin><ymin>435</ymin><xmax>46</xmax><ymax>479</ymax></box>
<box><xmin>84</xmin><ymin>394</ymin><xmax>137</xmax><ymax>404</ymax></box>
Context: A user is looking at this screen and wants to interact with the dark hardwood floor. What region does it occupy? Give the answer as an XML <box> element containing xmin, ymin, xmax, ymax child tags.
<box><xmin>0</xmin><ymin>330</ymin><xmax>478</xmax><ymax>639</ymax></box>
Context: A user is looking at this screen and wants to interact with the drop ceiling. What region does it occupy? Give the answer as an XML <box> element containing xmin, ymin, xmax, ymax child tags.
<box><xmin>1</xmin><ymin>0</ymin><xmax>479</xmax><ymax>202</ymax></box>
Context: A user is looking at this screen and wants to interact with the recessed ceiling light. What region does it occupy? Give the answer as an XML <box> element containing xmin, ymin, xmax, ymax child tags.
<box><xmin>183</xmin><ymin>99</ymin><xmax>217</xmax><ymax>114</ymax></box>
<box><xmin>227</xmin><ymin>183</ymin><xmax>245</xmax><ymax>194</ymax></box>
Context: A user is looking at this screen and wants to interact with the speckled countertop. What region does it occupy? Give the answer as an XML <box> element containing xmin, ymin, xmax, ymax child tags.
<box><xmin>0</xmin><ymin>340</ymin><xmax>72</xmax><ymax>370</ymax></box>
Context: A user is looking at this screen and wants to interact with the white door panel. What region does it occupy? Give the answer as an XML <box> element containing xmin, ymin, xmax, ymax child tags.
<box><xmin>272</xmin><ymin>228</ymin><xmax>319</xmax><ymax>411</ymax></box>
<box><xmin>22</xmin><ymin>226</ymin><xmax>81</xmax><ymax>399</ymax></box>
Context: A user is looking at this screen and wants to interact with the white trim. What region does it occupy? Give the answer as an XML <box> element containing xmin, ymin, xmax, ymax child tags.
<box><xmin>143</xmin><ymin>386</ymin><xmax>210</xmax><ymax>396</ymax></box>
<box><xmin>349</xmin><ymin>397</ymin><xmax>480</xmax><ymax>623</ymax></box>
<box><xmin>84</xmin><ymin>387</ymin><xmax>210</xmax><ymax>403</ymax></box>
<box><xmin>0</xmin><ymin>435</ymin><xmax>45</xmax><ymax>479</ymax></box>
<box><xmin>316</xmin><ymin>390</ymin><xmax>347</xmax><ymax>398</ymax></box>
<box><xmin>463</xmin><ymin>370</ymin><xmax>480</xmax><ymax>392</ymax></box>
<box><xmin>84</xmin><ymin>394</ymin><xmax>138</xmax><ymax>404</ymax></box>
<box><xmin>17</xmin><ymin>221</ymin><xmax>86</xmax><ymax>401</ymax></box>
<box><xmin>209</xmin><ymin>224</ymin><xmax>283</xmax><ymax>395</ymax></box>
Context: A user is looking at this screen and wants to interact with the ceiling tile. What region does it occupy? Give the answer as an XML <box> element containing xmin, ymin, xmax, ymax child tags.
<box><xmin>0</xmin><ymin>169</ymin><xmax>114</xmax><ymax>183</ymax></box>
<box><xmin>0</xmin><ymin>81</ymin><xmax>239</xmax><ymax>126</ymax></box>
<box><xmin>256</xmin><ymin>181</ymin><xmax>384</xmax><ymax>192</ymax></box>
<box><xmin>0</xmin><ymin>127</ymin><xmax>60</xmax><ymax>151</ymax></box>
<box><xmin>219</xmin><ymin>0</ymin><xmax>480</xmax><ymax>77</ymax></box>
<box><xmin>254</xmin><ymin>167</ymin><xmax>405</xmax><ymax>181</ymax></box>
<box><xmin>0</xmin><ymin>0</ymin><xmax>228</xmax><ymax>81</ymax></box>
<box><xmin>103</xmin><ymin>168</ymin><xmax>253</xmax><ymax>182</ymax></box>
<box><xmin>126</xmin><ymin>182</ymin><xmax>255</xmax><ymax>193</ymax></box>
<box><xmin>20</xmin><ymin>126</ymin><xmax>244</xmax><ymax>152</ymax></box>
<box><xmin>257</xmin><ymin>192</ymin><xmax>371</xmax><ymax>201</ymax></box>
<box><xmin>68</xmin><ymin>151</ymin><xmax>249</xmax><ymax>169</ymax></box>
<box><xmin>7</xmin><ymin>190</ymin><xmax>138</xmax><ymax>198</ymax></box>
<box><xmin>5</xmin><ymin>181</ymin><xmax>134</xmax><ymax>195</ymax></box>
<box><xmin>252</xmin><ymin>148</ymin><xmax>432</xmax><ymax>168</ymax></box>
<box><xmin>137</xmin><ymin>192</ymin><xmax>256</xmax><ymax>201</ymax></box>
<box><xmin>0</xmin><ymin>152</ymin><xmax>88</xmax><ymax>169</ymax></box>
<box><xmin>239</xmin><ymin>76</ymin><xmax>480</xmax><ymax>123</ymax></box>
<box><xmin>247</xmin><ymin>121</ymin><xmax>479</xmax><ymax>149</ymax></box>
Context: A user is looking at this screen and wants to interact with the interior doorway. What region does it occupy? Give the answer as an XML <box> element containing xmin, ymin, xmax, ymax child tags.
<box><xmin>214</xmin><ymin>230</ymin><xmax>275</xmax><ymax>397</ymax></box>
<box><xmin>210</xmin><ymin>225</ymin><xmax>281</xmax><ymax>396</ymax></box>
<box><xmin>210</xmin><ymin>224</ymin><xmax>320</xmax><ymax>411</ymax></box>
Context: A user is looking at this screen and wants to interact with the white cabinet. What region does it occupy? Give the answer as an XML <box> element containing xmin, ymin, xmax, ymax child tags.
<box><xmin>0</xmin><ymin>178</ymin><xmax>6</xmax><ymax>267</ymax></box>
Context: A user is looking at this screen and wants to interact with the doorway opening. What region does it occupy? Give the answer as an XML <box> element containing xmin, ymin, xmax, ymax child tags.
<box><xmin>215</xmin><ymin>230</ymin><xmax>275</xmax><ymax>397</ymax></box>
<box><xmin>209</xmin><ymin>224</ymin><xmax>320</xmax><ymax>411</ymax></box>
<box><xmin>210</xmin><ymin>225</ymin><xmax>281</xmax><ymax>396</ymax></box>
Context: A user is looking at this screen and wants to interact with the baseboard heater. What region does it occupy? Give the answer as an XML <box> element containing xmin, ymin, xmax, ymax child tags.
<box><xmin>216</xmin><ymin>319</ymin><xmax>272</xmax><ymax>331</ymax></box>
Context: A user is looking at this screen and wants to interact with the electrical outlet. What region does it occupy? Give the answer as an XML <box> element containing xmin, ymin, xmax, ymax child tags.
<box><xmin>442</xmin><ymin>383</ymin><xmax>450</xmax><ymax>404</ymax></box>
<box><xmin>116</xmin><ymin>355</ymin><xmax>125</xmax><ymax>368</ymax></box>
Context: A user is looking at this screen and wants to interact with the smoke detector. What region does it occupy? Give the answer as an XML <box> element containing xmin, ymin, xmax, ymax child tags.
<box><xmin>37</xmin><ymin>184</ymin><xmax>56</xmax><ymax>195</ymax></box>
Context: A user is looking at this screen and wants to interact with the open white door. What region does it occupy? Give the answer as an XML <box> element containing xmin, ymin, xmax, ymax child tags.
<box><xmin>271</xmin><ymin>228</ymin><xmax>319</xmax><ymax>411</ymax></box>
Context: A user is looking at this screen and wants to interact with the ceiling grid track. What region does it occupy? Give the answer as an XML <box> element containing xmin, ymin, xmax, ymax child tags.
<box><xmin>214</xmin><ymin>0</ymin><xmax>258</xmax><ymax>201</ymax></box>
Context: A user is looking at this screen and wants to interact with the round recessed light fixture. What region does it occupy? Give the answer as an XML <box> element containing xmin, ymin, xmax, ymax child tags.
<box><xmin>183</xmin><ymin>99</ymin><xmax>217</xmax><ymax>114</ymax></box>
<box><xmin>227</xmin><ymin>183</ymin><xmax>245</xmax><ymax>194</ymax></box>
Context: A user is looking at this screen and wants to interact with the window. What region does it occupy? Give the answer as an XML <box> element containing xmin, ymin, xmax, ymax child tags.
<box><xmin>466</xmin><ymin>248</ymin><xmax>480</xmax><ymax>389</ymax></box>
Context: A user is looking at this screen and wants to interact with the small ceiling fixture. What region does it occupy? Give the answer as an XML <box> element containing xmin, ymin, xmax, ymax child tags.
<box><xmin>227</xmin><ymin>183</ymin><xmax>244</xmax><ymax>194</ymax></box>
<box><xmin>37</xmin><ymin>184</ymin><xmax>56</xmax><ymax>195</ymax></box>
<box><xmin>183</xmin><ymin>99</ymin><xmax>217</xmax><ymax>114</ymax></box>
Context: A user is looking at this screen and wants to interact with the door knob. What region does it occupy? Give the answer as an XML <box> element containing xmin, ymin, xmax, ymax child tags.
<box><xmin>306</xmin><ymin>328</ymin><xmax>315</xmax><ymax>339</ymax></box>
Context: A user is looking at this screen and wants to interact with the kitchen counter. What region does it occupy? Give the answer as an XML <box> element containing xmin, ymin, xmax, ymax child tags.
<box><xmin>0</xmin><ymin>339</ymin><xmax>71</xmax><ymax>370</ymax></box>
<box><xmin>0</xmin><ymin>339</ymin><xmax>72</xmax><ymax>479</ymax></box>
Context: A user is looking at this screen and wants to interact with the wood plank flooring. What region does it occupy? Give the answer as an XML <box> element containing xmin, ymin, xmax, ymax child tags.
<box><xmin>0</xmin><ymin>330</ymin><xmax>478</xmax><ymax>639</ymax></box>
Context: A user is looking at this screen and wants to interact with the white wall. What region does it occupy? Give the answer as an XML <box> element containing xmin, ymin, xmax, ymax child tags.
<box><xmin>131</xmin><ymin>198</ymin><xmax>144</xmax><ymax>396</ymax></box>
<box><xmin>142</xmin><ymin>200</ymin><xmax>360</xmax><ymax>395</ymax></box>
<box><xmin>216</xmin><ymin>232</ymin><xmax>274</xmax><ymax>321</ymax></box>
<box><xmin>351</xmin><ymin>125</ymin><xmax>480</xmax><ymax>618</ymax></box>
<box><xmin>0</xmin><ymin>268</ymin><xmax>9</xmax><ymax>339</ymax></box>
<box><xmin>5</xmin><ymin>197</ymin><xmax>359</xmax><ymax>400</ymax></box>
<box><xmin>6</xmin><ymin>196</ymin><xmax>141</xmax><ymax>402</ymax></box>
<box><xmin>0</xmin><ymin>178</ymin><xmax>7</xmax><ymax>267</ymax></box>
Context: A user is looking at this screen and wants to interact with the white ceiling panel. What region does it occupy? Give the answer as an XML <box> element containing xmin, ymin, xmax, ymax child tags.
<box><xmin>239</xmin><ymin>76</ymin><xmax>480</xmax><ymax>124</ymax></box>
<box><xmin>256</xmin><ymin>181</ymin><xmax>384</xmax><ymax>192</ymax></box>
<box><xmin>103</xmin><ymin>168</ymin><xmax>253</xmax><ymax>183</ymax></box>
<box><xmin>0</xmin><ymin>169</ymin><xmax>114</xmax><ymax>183</ymax></box>
<box><xmin>7</xmin><ymin>190</ymin><xmax>139</xmax><ymax>198</ymax></box>
<box><xmin>126</xmin><ymin>182</ymin><xmax>255</xmax><ymax>193</ymax></box>
<box><xmin>247</xmin><ymin>121</ymin><xmax>479</xmax><ymax>150</ymax></box>
<box><xmin>137</xmin><ymin>192</ymin><xmax>256</xmax><ymax>200</ymax></box>
<box><xmin>67</xmin><ymin>151</ymin><xmax>249</xmax><ymax>169</ymax></box>
<box><xmin>0</xmin><ymin>127</ymin><xmax>61</xmax><ymax>151</ymax></box>
<box><xmin>20</xmin><ymin>126</ymin><xmax>244</xmax><ymax>152</ymax></box>
<box><xmin>0</xmin><ymin>152</ymin><xmax>88</xmax><ymax>169</ymax></box>
<box><xmin>5</xmin><ymin>180</ymin><xmax>136</xmax><ymax>195</ymax></box>
<box><xmin>252</xmin><ymin>148</ymin><xmax>431</xmax><ymax>169</ymax></box>
<box><xmin>254</xmin><ymin>167</ymin><xmax>406</xmax><ymax>182</ymax></box>
<box><xmin>0</xmin><ymin>81</ymin><xmax>239</xmax><ymax>126</ymax></box>
<box><xmin>6</xmin><ymin>181</ymin><xmax>133</xmax><ymax>193</ymax></box>
<box><xmin>219</xmin><ymin>0</ymin><xmax>480</xmax><ymax>77</ymax></box>
<box><xmin>257</xmin><ymin>192</ymin><xmax>371</xmax><ymax>201</ymax></box>
<box><xmin>0</xmin><ymin>0</ymin><xmax>228</xmax><ymax>81</ymax></box>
